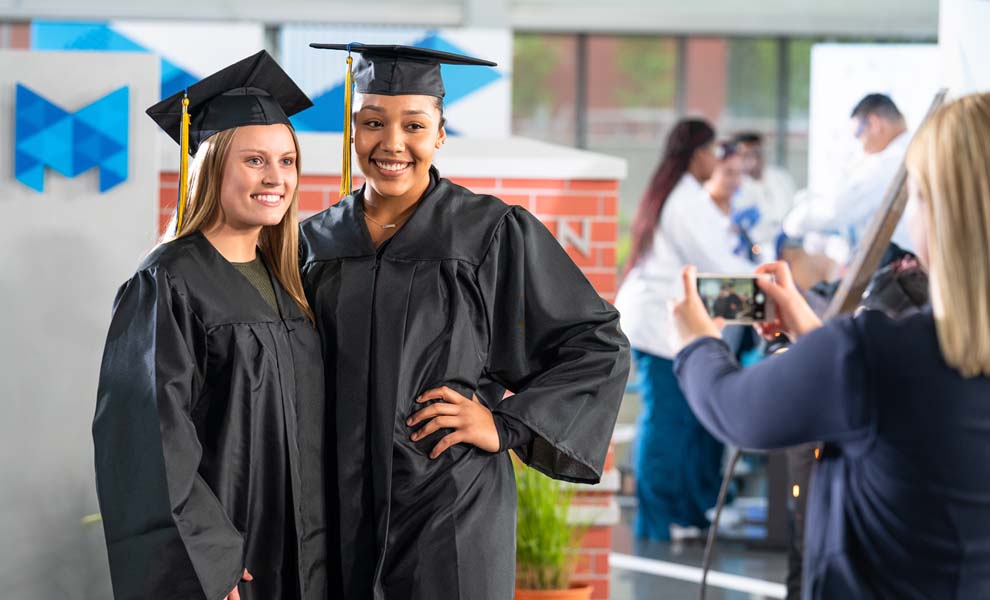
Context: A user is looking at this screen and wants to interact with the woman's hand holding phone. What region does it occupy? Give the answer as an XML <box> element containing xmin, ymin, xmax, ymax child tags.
<box><xmin>670</xmin><ymin>266</ymin><xmax>725</xmax><ymax>353</ymax></box>
<box><xmin>752</xmin><ymin>261</ymin><xmax>823</xmax><ymax>342</ymax></box>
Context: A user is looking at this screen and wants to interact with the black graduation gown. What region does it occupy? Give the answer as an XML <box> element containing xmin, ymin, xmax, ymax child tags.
<box><xmin>299</xmin><ymin>171</ymin><xmax>630</xmax><ymax>599</ymax></box>
<box><xmin>93</xmin><ymin>231</ymin><xmax>327</xmax><ymax>600</ymax></box>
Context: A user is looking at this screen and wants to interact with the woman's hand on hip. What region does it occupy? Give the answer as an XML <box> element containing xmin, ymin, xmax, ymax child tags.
<box><xmin>670</xmin><ymin>265</ymin><xmax>724</xmax><ymax>353</ymax></box>
<box><xmin>407</xmin><ymin>387</ymin><xmax>500</xmax><ymax>458</ymax></box>
<box><xmin>225</xmin><ymin>569</ymin><xmax>253</xmax><ymax>600</ymax></box>
<box><xmin>753</xmin><ymin>261</ymin><xmax>822</xmax><ymax>341</ymax></box>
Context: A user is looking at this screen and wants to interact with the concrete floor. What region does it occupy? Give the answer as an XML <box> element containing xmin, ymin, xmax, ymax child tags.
<box><xmin>610</xmin><ymin>381</ymin><xmax>790</xmax><ymax>600</ymax></box>
<box><xmin>610</xmin><ymin>505</ymin><xmax>788</xmax><ymax>600</ymax></box>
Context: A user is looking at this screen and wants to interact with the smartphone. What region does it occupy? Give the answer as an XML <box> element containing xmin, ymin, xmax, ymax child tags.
<box><xmin>696</xmin><ymin>273</ymin><xmax>775</xmax><ymax>324</ymax></box>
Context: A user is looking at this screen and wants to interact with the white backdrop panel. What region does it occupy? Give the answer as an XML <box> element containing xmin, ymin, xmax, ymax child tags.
<box><xmin>0</xmin><ymin>50</ymin><xmax>159</xmax><ymax>599</ymax></box>
<box><xmin>807</xmin><ymin>43</ymin><xmax>939</xmax><ymax>194</ymax></box>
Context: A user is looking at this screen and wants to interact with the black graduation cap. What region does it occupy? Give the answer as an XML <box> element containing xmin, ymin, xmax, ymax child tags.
<box><xmin>147</xmin><ymin>49</ymin><xmax>312</xmax><ymax>155</ymax></box>
<box><xmin>308</xmin><ymin>43</ymin><xmax>496</xmax><ymax>198</ymax></box>
<box><xmin>147</xmin><ymin>50</ymin><xmax>311</xmax><ymax>234</ymax></box>
<box><xmin>309</xmin><ymin>43</ymin><xmax>497</xmax><ymax>98</ymax></box>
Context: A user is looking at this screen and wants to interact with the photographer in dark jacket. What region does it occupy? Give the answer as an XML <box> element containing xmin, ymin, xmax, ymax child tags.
<box><xmin>670</xmin><ymin>93</ymin><xmax>990</xmax><ymax>598</ymax></box>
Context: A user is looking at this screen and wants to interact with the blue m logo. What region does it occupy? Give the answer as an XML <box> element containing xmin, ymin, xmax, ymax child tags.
<box><xmin>15</xmin><ymin>84</ymin><xmax>129</xmax><ymax>192</ymax></box>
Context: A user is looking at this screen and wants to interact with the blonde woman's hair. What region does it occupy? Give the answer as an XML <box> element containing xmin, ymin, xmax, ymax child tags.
<box><xmin>906</xmin><ymin>92</ymin><xmax>990</xmax><ymax>377</ymax></box>
<box><xmin>162</xmin><ymin>125</ymin><xmax>314</xmax><ymax>322</ymax></box>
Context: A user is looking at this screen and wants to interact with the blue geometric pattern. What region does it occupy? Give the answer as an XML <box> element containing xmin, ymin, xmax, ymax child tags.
<box><xmin>31</xmin><ymin>21</ymin><xmax>197</xmax><ymax>99</ymax></box>
<box><xmin>291</xmin><ymin>30</ymin><xmax>503</xmax><ymax>133</ymax></box>
<box><xmin>15</xmin><ymin>84</ymin><xmax>129</xmax><ymax>193</ymax></box>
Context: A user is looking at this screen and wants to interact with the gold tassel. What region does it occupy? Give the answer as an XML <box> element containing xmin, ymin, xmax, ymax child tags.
<box><xmin>176</xmin><ymin>92</ymin><xmax>191</xmax><ymax>234</ymax></box>
<box><xmin>340</xmin><ymin>53</ymin><xmax>354</xmax><ymax>199</ymax></box>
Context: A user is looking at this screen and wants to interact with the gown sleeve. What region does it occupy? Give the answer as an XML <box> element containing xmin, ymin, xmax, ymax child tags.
<box><xmin>477</xmin><ymin>206</ymin><xmax>631</xmax><ymax>484</ymax></box>
<box><xmin>673</xmin><ymin>316</ymin><xmax>874</xmax><ymax>450</ymax></box>
<box><xmin>93</xmin><ymin>267</ymin><xmax>244</xmax><ymax>600</ymax></box>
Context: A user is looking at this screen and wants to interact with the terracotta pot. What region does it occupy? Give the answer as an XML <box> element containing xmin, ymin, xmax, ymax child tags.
<box><xmin>514</xmin><ymin>583</ymin><xmax>593</xmax><ymax>600</ymax></box>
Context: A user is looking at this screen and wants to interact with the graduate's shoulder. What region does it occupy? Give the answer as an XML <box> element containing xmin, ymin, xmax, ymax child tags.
<box><xmin>133</xmin><ymin>234</ymin><xmax>208</xmax><ymax>280</ymax></box>
<box><xmin>299</xmin><ymin>197</ymin><xmax>368</xmax><ymax>264</ymax></box>
<box><xmin>109</xmin><ymin>235</ymin><xmax>212</xmax><ymax>307</ymax></box>
<box><xmin>438</xmin><ymin>180</ymin><xmax>553</xmax><ymax>245</ymax></box>
<box><xmin>436</xmin><ymin>177</ymin><xmax>514</xmax><ymax>222</ymax></box>
<box><xmin>421</xmin><ymin>178</ymin><xmax>520</xmax><ymax>263</ymax></box>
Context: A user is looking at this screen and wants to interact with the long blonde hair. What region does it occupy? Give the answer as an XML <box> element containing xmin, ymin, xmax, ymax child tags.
<box><xmin>906</xmin><ymin>92</ymin><xmax>990</xmax><ymax>377</ymax></box>
<box><xmin>163</xmin><ymin>125</ymin><xmax>314</xmax><ymax>322</ymax></box>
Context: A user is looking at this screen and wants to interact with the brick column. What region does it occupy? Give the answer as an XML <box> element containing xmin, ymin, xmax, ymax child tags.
<box><xmin>570</xmin><ymin>444</ymin><xmax>619</xmax><ymax>600</ymax></box>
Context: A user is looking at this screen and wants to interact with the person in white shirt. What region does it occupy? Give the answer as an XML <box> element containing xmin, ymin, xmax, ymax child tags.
<box><xmin>616</xmin><ymin>120</ymin><xmax>755</xmax><ymax>542</ymax></box>
<box><xmin>732</xmin><ymin>132</ymin><xmax>797</xmax><ymax>257</ymax></box>
<box><xmin>705</xmin><ymin>141</ymin><xmax>764</xmax><ymax>264</ymax></box>
<box><xmin>784</xmin><ymin>94</ymin><xmax>914</xmax><ymax>252</ymax></box>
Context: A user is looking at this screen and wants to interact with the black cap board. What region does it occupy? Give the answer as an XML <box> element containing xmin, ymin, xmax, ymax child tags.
<box><xmin>147</xmin><ymin>50</ymin><xmax>312</xmax><ymax>155</ymax></box>
<box><xmin>309</xmin><ymin>43</ymin><xmax>497</xmax><ymax>98</ymax></box>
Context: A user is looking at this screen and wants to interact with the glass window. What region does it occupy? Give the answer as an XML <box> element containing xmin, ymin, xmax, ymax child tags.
<box><xmin>583</xmin><ymin>35</ymin><xmax>680</xmax><ymax>269</ymax></box>
<box><xmin>684</xmin><ymin>37</ymin><xmax>781</xmax><ymax>162</ymax></box>
<box><xmin>585</xmin><ymin>35</ymin><xmax>679</xmax><ymax>147</ymax></box>
<box><xmin>512</xmin><ymin>33</ymin><xmax>578</xmax><ymax>147</ymax></box>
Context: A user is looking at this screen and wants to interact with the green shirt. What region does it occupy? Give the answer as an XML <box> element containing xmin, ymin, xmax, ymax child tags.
<box><xmin>231</xmin><ymin>256</ymin><xmax>279</xmax><ymax>314</ymax></box>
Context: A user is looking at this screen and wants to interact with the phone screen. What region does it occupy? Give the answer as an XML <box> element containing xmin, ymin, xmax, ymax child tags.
<box><xmin>696</xmin><ymin>275</ymin><xmax>770</xmax><ymax>323</ymax></box>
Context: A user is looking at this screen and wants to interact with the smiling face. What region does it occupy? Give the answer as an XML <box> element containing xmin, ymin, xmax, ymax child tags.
<box><xmin>353</xmin><ymin>93</ymin><xmax>446</xmax><ymax>204</ymax></box>
<box><xmin>217</xmin><ymin>124</ymin><xmax>298</xmax><ymax>231</ymax></box>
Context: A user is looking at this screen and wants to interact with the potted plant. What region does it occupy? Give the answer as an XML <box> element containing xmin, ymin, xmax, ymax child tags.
<box><xmin>513</xmin><ymin>457</ymin><xmax>592</xmax><ymax>600</ymax></box>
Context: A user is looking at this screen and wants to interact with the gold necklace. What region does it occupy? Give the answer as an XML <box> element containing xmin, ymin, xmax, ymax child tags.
<box><xmin>364</xmin><ymin>211</ymin><xmax>398</xmax><ymax>230</ymax></box>
<box><xmin>364</xmin><ymin>201</ymin><xmax>418</xmax><ymax>230</ymax></box>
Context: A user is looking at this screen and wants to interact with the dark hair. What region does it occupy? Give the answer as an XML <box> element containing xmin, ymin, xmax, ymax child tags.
<box><xmin>850</xmin><ymin>93</ymin><xmax>903</xmax><ymax>121</ymax></box>
<box><xmin>732</xmin><ymin>131</ymin><xmax>763</xmax><ymax>146</ymax></box>
<box><xmin>432</xmin><ymin>96</ymin><xmax>447</xmax><ymax>130</ymax></box>
<box><xmin>625</xmin><ymin>119</ymin><xmax>716</xmax><ymax>275</ymax></box>
<box><xmin>716</xmin><ymin>140</ymin><xmax>738</xmax><ymax>161</ymax></box>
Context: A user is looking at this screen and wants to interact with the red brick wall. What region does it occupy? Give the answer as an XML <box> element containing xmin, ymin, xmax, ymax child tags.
<box><xmin>576</xmin><ymin>526</ymin><xmax>612</xmax><ymax>599</ymax></box>
<box><xmin>159</xmin><ymin>173</ymin><xmax>620</xmax><ymax>301</ymax></box>
<box><xmin>571</xmin><ymin>444</ymin><xmax>616</xmax><ymax>600</ymax></box>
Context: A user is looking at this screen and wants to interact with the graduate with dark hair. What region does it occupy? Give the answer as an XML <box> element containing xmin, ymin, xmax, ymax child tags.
<box><xmin>93</xmin><ymin>51</ymin><xmax>327</xmax><ymax>600</ymax></box>
<box><xmin>299</xmin><ymin>43</ymin><xmax>629</xmax><ymax>599</ymax></box>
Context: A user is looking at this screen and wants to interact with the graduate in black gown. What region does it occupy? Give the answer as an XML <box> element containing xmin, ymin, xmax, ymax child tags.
<box><xmin>299</xmin><ymin>44</ymin><xmax>630</xmax><ymax>599</ymax></box>
<box><xmin>93</xmin><ymin>51</ymin><xmax>327</xmax><ymax>600</ymax></box>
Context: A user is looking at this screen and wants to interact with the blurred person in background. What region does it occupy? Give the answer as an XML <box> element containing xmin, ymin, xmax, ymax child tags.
<box><xmin>784</xmin><ymin>93</ymin><xmax>913</xmax><ymax>253</ymax></box>
<box><xmin>671</xmin><ymin>92</ymin><xmax>990</xmax><ymax>599</ymax></box>
<box><xmin>705</xmin><ymin>141</ymin><xmax>763</xmax><ymax>263</ymax></box>
<box><xmin>732</xmin><ymin>132</ymin><xmax>797</xmax><ymax>257</ymax></box>
<box><xmin>616</xmin><ymin>119</ymin><xmax>756</xmax><ymax>542</ymax></box>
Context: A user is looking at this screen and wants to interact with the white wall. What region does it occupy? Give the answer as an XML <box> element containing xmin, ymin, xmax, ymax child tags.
<box><xmin>0</xmin><ymin>50</ymin><xmax>159</xmax><ymax>599</ymax></box>
<box><xmin>940</xmin><ymin>0</ymin><xmax>990</xmax><ymax>96</ymax></box>
<box><xmin>806</xmin><ymin>44</ymin><xmax>940</xmax><ymax>192</ymax></box>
